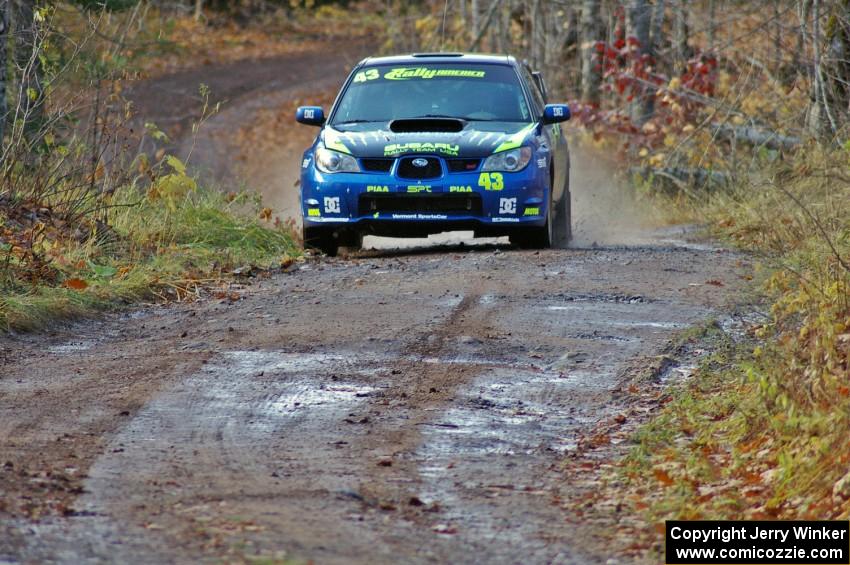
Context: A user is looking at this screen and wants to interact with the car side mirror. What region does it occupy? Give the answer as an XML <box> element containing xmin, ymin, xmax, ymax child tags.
<box><xmin>541</xmin><ymin>104</ymin><xmax>570</xmax><ymax>124</ymax></box>
<box><xmin>296</xmin><ymin>106</ymin><xmax>325</xmax><ymax>126</ymax></box>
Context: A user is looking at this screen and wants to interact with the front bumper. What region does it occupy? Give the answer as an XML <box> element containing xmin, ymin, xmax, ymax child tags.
<box><xmin>300</xmin><ymin>154</ymin><xmax>549</xmax><ymax>235</ymax></box>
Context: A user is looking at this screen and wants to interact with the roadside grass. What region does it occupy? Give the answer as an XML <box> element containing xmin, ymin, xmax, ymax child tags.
<box><xmin>1</xmin><ymin>5</ymin><xmax>316</xmax><ymax>334</ymax></box>
<box><xmin>616</xmin><ymin>144</ymin><xmax>850</xmax><ymax>547</ymax></box>
<box><xmin>0</xmin><ymin>185</ymin><xmax>299</xmax><ymax>332</ymax></box>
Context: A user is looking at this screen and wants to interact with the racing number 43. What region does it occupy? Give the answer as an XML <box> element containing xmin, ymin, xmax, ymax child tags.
<box><xmin>354</xmin><ymin>68</ymin><xmax>380</xmax><ymax>83</ymax></box>
<box><xmin>478</xmin><ymin>172</ymin><xmax>504</xmax><ymax>191</ymax></box>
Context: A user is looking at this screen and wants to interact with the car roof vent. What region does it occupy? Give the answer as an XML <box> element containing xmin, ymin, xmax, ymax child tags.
<box><xmin>390</xmin><ymin>118</ymin><xmax>465</xmax><ymax>133</ymax></box>
<box><xmin>412</xmin><ymin>52</ymin><xmax>464</xmax><ymax>58</ymax></box>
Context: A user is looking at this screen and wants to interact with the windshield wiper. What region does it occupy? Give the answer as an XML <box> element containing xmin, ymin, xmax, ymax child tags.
<box><xmin>334</xmin><ymin>119</ymin><xmax>380</xmax><ymax>126</ymax></box>
<box><xmin>409</xmin><ymin>114</ymin><xmax>466</xmax><ymax>120</ymax></box>
<box><xmin>411</xmin><ymin>115</ymin><xmax>502</xmax><ymax>122</ymax></box>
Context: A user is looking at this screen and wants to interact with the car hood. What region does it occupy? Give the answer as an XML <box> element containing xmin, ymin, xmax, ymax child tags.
<box><xmin>321</xmin><ymin>121</ymin><xmax>538</xmax><ymax>159</ymax></box>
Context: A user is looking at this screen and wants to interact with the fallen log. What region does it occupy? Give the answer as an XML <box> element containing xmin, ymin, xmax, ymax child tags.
<box><xmin>629</xmin><ymin>166</ymin><xmax>730</xmax><ymax>189</ymax></box>
<box><xmin>711</xmin><ymin>123</ymin><xmax>801</xmax><ymax>151</ymax></box>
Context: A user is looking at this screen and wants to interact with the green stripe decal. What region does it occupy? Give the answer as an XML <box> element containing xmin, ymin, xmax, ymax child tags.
<box><xmin>493</xmin><ymin>123</ymin><xmax>537</xmax><ymax>154</ymax></box>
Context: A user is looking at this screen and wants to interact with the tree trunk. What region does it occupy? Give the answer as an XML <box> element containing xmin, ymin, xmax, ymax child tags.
<box><xmin>580</xmin><ymin>0</ymin><xmax>602</xmax><ymax>106</ymax></box>
<box><xmin>563</xmin><ymin>5</ymin><xmax>579</xmax><ymax>51</ymax></box>
<box><xmin>542</xmin><ymin>1</ymin><xmax>557</xmax><ymax>69</ymax></box>
<box><xmin>471</xmin><ymin>0</ymin><xmax>479</xmax><ymax>41</ymax></box>
<box><xmin>773</xmin><ymin>0</ymin><xmax>782</xmax><ymax>70</ymax></box>
<box><xmin>807</xmin><ymin>0</ymin><xmax>850</xmax><ymax>139</ymax></box>
<box><xmin>650</xmin><ymin>0</ymin><xmax>665</xmax><ymax>54</ymax></box>
<box><xmin>194</xmin><ymin>0</ymin><xmax>203</xmax><ymax>21</ymax></box>
<box><xmin>497</xmin><ymin>0</ymin><xmax>510</xmax><ymax>53</ymax></box>
<box><xmin>467</xmin><ymin>0</ymin><xmax>502</xmax><ymax>51</ymax></box>
<box><xmin>673</xmin><ymin>0</ymin><xmax>690</xmax><ymax>74</ymax></box>
<box><xmin>0</xmin><ymin>2</ymin><xmax>8</xmax><ymax>147</ymax></box>
<box><xmin>628</xmin><ymin>0</ymin><xmax>654</xmax><ymax>124</ymax></box>
<box><xmin>530</xmin><ymin>0</ymin><xmax>541</xmax><ymax>67</ymax></box>
<box><xmin>627</xmin><ymin>0</ymin><xmax>651</xmax><ymax>52</ymax></box>
<box><xmin>13</xmin><ymin>0</ymin><xmax>43</xmax><ymax>142</ymax></box>
<box><xmin>708</xmin><ymin>0</ymin><xmax>716</xmax><ymax>49</ymax></box>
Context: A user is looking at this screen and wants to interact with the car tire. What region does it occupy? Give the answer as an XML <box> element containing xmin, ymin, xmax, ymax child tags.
<box><xmin>303</xmin><ymin>226</ymin><xmax>339</xmax><ymax>257</ymax></box>
<box><xmin>510</xmin><ymin>182</ymin><xmax>554</xmax><ymax>250</ymax></box>
<box><xmin>339</xmin><ymin>231</ymin><xmax>364</xmax><ymax>254</ymax></box>
<box><xmin>552</xmin><ymin>168</ymin><xmax>571</xmax><ymax>248</ymax></box>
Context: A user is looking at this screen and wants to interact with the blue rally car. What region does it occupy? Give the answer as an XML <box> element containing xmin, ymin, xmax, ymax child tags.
<box><xmin>295</xmin><ymin>53</ymin><xmax>571</xmax><ymax>256</ymax></box>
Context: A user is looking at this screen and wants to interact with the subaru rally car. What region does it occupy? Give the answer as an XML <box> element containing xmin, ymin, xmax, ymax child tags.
<box><xmin>295</xmin><ymin>53</ymin><xmax>571</xmax><ymax>256</ymax></box>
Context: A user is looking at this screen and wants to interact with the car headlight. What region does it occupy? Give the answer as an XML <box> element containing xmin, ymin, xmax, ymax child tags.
<box><xmin>315</xmin><ymin>146</ymin><xmax>360</xmax><ymax>173</ymax></box>
<box><xmin>481</xmin><ymin>147</ymin><xmax>532</xmax><ymax>172</ymax></box>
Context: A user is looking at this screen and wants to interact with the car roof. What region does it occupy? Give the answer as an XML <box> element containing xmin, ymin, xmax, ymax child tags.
<box><xmin>359</xmin><ymin>53</ymin><xmax>516</xmax><ymax>67</ymax></box>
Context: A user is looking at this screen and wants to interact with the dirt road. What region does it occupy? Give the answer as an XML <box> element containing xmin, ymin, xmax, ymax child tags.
<box><xmin>0</xmin><ymin>49</ymin><xmax>747</xmax><ymax>564</ymax></box>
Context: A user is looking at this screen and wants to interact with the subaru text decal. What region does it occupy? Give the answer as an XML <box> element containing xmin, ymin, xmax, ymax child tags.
<box><xmin>384</xmin><ymin>142</ymin><xmax>460</xmax><ymax>157</ymax></box>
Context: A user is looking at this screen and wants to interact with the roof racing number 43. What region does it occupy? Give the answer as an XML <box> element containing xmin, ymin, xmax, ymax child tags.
<box><xmin>354</xmin><ymin>69</ymin><xmax>380</xmax><ymax>82</ymax></box>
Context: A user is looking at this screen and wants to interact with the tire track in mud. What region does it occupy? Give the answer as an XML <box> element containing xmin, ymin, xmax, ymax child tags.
<box><xmin>345</xmin><ymin>291</ymin><xmax>492</xmax><ymax>520</ymax></box>
<box><xmin>339</xmin><ymin>280</ymin><xmax>593</xmax><ymax>562</ymax></box>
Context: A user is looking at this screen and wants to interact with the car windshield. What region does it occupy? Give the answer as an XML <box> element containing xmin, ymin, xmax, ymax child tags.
<box><xmin>331</xmin><ymin>64</ymin><xmax>532</xmax><ymax>125</ymax></box>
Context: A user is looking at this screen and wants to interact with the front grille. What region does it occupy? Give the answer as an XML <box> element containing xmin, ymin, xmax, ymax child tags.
<box><xmin>359</xmin><ymin>194</ymin><xmax>482</xmax><ymax>216</ymax></box>
<box><xmin>447</xmin><ymin>159</ymin><xmax>481</xmax><ymax>172</ymax></box>
<box><xmin>361</xmin><ymin>158</ymin><xmax>394</xmax><ymax>173</ymax></box>
<box><xmin>397</xmin><ymin>156</ymin><xmax>442</xmax><ymax>180</ymax></box>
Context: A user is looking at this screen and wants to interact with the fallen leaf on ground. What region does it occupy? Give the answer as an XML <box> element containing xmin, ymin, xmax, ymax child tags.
<box><xmin>654</xmin><ymin>469</ymin><xmax>675</xmax><ymax>486</ymax></box>
<box><xmin>63</xmin><ymin>278</ymin><xmax>88</xmax><ymax>290</ymax></box>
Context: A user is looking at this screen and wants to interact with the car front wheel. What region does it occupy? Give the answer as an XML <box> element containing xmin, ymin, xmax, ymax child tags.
<box><xmin>510</xmin><ymin>186</ymin><xmax>554</xmax><ymax>250</ymax></box>
<box><xmin>303</xmin><ymin>226</ymin><xmax>339</xmax><ymax>257</ymax></box>
<box><xmin>551</xmin><ymin>177</ymin><xmax>571</xmax><ymax>248</ymax></box>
